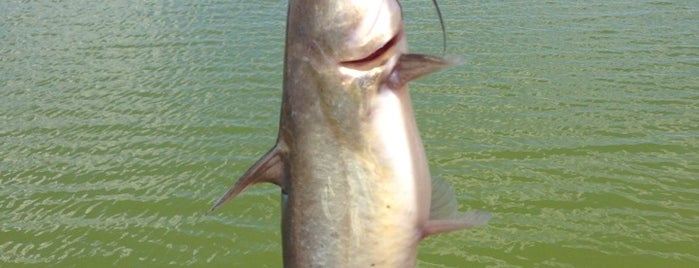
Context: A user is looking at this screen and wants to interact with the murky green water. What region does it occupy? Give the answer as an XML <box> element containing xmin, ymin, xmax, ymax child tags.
<box><xmin>1</xmin><ymin>0</ymin><xmax>697</xmax><ymax>267</ymax></box>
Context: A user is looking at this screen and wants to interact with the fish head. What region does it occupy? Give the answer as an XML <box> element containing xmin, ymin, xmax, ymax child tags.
<box><xmin>288</xmin><ymin>0</ymin><xmax>404</xmax><ymax>63</ymax></box>
<box><xmin>286</xmin><ymin>0</ymin><xmax>404</xmax><ymax>99</ymax></box>
<box><xmin>284</xmin><ymin>0</ymin><xmax>449</xmax><ymax>135</ymax></box>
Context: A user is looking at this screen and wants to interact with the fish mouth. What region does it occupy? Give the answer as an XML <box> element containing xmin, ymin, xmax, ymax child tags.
<box><xmin>339</xmin><ymin>30</ymin><xmax>403</xmax><ymax>71</ymax></box>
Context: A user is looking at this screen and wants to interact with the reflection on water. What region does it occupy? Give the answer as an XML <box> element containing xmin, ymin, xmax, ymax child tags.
<box><xmin>1</xmin><ymin>0</ymin><xmax>697</xmax><ymax>266</ymax></box>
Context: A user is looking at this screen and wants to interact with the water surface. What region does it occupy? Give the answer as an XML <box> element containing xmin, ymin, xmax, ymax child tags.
<box><xmin>1</xmin><ymin>0</ymin><xmax>697</xmax><ymax>267</ymax></box>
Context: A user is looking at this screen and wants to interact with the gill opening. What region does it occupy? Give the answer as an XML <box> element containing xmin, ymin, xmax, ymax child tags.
<box><xmin>339</xmin><ymin>33</ymin><xmax>401</xmax><ymax>68</ymax></box>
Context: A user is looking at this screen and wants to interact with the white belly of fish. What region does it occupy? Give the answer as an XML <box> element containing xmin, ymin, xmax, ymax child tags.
<box><xmin>357</xmin><ymin>86</ymin><xmax>431</xmax><ymax>266</ymax></box>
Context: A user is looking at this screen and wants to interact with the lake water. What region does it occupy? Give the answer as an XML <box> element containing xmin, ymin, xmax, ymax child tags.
<box><xmin>1</xmin><ymin>0</ymin><xmax>697</xmax><ymax>267</ymax></box>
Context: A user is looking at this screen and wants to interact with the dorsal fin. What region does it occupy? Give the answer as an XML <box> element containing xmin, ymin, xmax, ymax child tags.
<box><xmin>423</xmin><ymin>177</ymin><xmax>491</xmax><ymax>238</ymax></box>
<box><xmin>208</xmin><ymin>144</ymin><xmax>285</xmax><ymax>213</ymax></box>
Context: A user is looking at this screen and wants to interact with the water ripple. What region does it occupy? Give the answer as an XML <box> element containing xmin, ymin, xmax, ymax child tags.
<box><xmin>2</xmin><ymin>0</ymin><xmax>698</xmax><ymax>266</ymax></box>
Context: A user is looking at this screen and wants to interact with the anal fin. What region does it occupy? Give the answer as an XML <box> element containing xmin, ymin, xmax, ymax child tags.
<box><xmin>423</xmin><ymin>176</ymin><xmax>492</xmax><ymax>238</ymax></box>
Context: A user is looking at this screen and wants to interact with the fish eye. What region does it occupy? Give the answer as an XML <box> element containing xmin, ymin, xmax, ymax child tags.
<box><xmin>340</xmin><ymin>34</ymin><xmax>400</xmax><ymax>70</ymax></box>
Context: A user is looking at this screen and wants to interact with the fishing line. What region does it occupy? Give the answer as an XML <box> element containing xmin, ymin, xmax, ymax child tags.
<box><xmin>431</xmin><ymin>0</ymin><xmax>446</xmax><ymax>55</ymax></box>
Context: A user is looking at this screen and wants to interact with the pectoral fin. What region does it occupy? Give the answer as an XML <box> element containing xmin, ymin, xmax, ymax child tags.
<box><xmin>423</xmin><ymin>177</ymin><xmax>492</xmax><ymax>239</ymax></box>
<box><xmin>208</xmin><ymin>144</ymin><xmax>285</xmax><ymax>213</ymax></box>
<box><xmin>391</xmin><ymin>54</ymin><xmax>450</xmax><ymax>88</ymax></box>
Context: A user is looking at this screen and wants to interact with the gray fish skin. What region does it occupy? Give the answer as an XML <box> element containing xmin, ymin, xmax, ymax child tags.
<box><xmin>210</xmin><ymin>1</ymin><xmax>491</xmax><ymax>267</ymax></box>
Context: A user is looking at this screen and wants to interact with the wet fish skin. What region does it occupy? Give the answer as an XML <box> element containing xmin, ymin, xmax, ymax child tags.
<box><xmin>210</xmin><ymin>1</ymin><xmax>490</xmax><ymax>267</ymax></box>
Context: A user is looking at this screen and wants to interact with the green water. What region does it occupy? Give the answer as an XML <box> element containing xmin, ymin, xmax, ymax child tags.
<box><xmin>1</xmin><ymin>0</ymin><xmax>697</xmax><ymax>267</ymax></box>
